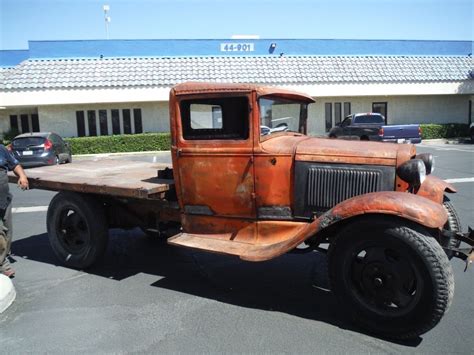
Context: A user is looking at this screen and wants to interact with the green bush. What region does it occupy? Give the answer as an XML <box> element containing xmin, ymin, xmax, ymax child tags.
<box><xmin>420</xmin><ymin>123</ymin><xmax>469</xmax><ymax>140</ymax></box>
<box><xmin>65</xmin><ymin>133</ymin><xmax>171</xmax><ymax>155</ymax></box>
<box><xmin>1</xmin><ymin>128</ymin><xmax>19</xmax><ymax>145</ymax></box>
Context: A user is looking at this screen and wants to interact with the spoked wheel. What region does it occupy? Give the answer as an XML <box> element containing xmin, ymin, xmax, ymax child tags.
<box><xmin>47</xmin><ymin>191</ymin><xmax>108</xmax><ymax>268</ymax></box>
<box><xmin>328</xmin><ymin>216</ymin><xmax>454</xmax><ymax>339</ymax></box>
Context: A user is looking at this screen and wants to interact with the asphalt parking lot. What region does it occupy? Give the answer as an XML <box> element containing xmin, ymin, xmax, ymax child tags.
<box><xmin>1</xmin><ymin>144</ymin><xmax>473</xmax><ymax>353</ymax></box>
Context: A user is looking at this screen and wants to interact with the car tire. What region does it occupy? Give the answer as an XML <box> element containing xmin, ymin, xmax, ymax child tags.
<box><xmin>47</xmin><ymin>192</ymin><xmax>109</xmax><ymax>269</ymax></box>
<box><xmin>328</xmin><ymin>216</ymin><xmax>454</xmax><ymax>339</ymax></box>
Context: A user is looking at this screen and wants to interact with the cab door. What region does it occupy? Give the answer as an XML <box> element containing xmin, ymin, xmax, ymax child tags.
<box><xmin>172</xmin><ymin>95</ymin><xmax>256</xmax><ymax>224</ymax></box>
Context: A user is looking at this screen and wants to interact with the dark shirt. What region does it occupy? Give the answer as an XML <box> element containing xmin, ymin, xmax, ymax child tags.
<box><xmin>0</xmin><ymin>144</ymin><xmax>19</xmax><ymax>171</ymax></box>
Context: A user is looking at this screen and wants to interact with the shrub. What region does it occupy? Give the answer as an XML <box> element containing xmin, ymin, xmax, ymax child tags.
<box><xmin>420</xmin><ymin>123</ymin><xmax>469</xmax><ymax>140</ymax></box>
<box><xmin>1</xmin><ymin>128</ymin><xmax>20</xmax><ymax>145</ymax></box>
<box><xmin>64</xmin><ymin>133</ymin><xmax>171</xmax><ymax>155</ymax></box>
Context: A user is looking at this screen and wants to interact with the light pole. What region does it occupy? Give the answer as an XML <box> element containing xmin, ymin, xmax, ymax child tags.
<box><xmin>103</xmin><ymin>5</ymin><xmax>111</xmax><ymax>39</ymax></box>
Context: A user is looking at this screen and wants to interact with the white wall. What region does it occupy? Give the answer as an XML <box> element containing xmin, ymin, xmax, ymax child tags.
<box><xmin>37</xmin><ymin>101</ymin><xmax>169</xmax><ymax>138</ymax></box>
<box><xmin>1</xmin><ymin>94</ymin><xmax>471</xmax><ymax>138</ymax></box>
<box><xmin>307</xmin><ymin>94</ymin><xmax>471</xmax><ymax>135</ymax></box>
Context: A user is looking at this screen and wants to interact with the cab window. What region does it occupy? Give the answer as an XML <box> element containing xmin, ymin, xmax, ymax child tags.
<box><xmin>180</xmin><ymin>97</ymin><xmax>249</xmax><ymax>140</ymax></box>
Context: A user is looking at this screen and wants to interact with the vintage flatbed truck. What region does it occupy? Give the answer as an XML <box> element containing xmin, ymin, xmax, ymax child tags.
<box><xmin>9</xmin><ymin>82</ymin><xmax>473</xmax><ymax>339</ymax></box>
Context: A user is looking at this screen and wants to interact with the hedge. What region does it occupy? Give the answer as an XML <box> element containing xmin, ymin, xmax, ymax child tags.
<box><xmin>64</xmin><ymin>133</ymin><xmax>171</xmax><ymax>155</ymax></box>
<box><xmin>420</xmin><ymin>123</ymin><xmax>469</xmax><ymax>140</ymax></box>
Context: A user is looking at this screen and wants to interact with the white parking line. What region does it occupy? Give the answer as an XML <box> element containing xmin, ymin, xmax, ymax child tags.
<box><xmin>445</xmin><ymin>177</ymin><xmax>474</xmax><ymax>184</ymax></box>
<box><xmin>12</xmin><ymin>206</ymin><xmax>48</xmax><ymax>213</ymax></box>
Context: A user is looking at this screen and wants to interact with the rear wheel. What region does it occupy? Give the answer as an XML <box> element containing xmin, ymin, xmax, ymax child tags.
<box><xmin>47</xmin><ymin>192</ymin><xmax>109</xmax><ymax>268</ymax></box>
<box><xmin>328</xmin><ymin>216</ymin><xmax>454</xmax><ymax>339</ymax></box>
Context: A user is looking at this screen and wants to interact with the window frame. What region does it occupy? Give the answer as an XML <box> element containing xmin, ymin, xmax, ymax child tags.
<box><xmin>179</xmin><ymin>96</ymin><xmax>250</xmax><ymax>142</ymax></box>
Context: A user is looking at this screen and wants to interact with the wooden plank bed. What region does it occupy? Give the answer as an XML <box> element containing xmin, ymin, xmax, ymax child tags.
<box><xmin>8</xmin><ymin>159</ymin><xmax>174</xmax><ymax>199</ymax></box>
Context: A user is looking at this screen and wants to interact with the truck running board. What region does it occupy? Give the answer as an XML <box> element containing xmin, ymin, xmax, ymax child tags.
<box><xmin>167</xmin><ymin>226</ymin><xmax>312</xmax><ymax>262</ymax></box>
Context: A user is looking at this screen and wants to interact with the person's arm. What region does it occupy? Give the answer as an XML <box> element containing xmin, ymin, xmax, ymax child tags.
<box><xmin>13</xmin><ymin>164</ymin><xmax>29</xmax><ymax>190</ymax></box>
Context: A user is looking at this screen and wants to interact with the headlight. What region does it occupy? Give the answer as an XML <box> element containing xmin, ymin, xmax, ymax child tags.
<box><xmin>397</xmin><ymin>159</ymin><xmax>426</xmax><ymax>186</ymax></box>
<box><xmin>416</xmin><ymin>153</ymin><xmax>434</xmax><ymax>174</ymax></box>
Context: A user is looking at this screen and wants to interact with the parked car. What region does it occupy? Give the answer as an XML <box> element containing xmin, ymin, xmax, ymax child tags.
<box><xmin>8</xmin><ymin>132</ymin><xmax>72</xmax><ymax>168</ymax></box>
<box><xmin>329</xmin><ymin>113</ymin><xmax>422</xmax><ymax>143</ymax></box>
<box><xmin>470</xmin><ymin>122</ymin><xmax>474</xmax><ymax>142</ymax></box>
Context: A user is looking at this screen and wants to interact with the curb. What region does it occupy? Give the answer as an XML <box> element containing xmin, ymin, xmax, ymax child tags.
<box><xmin>421</xmin><ymin>138</ymin><xmax>471</xmax><ymax>145</ymax></box>
<box><xmin>73</xmin><ymin>150</ymin><xmax>171</xmax><ymax>158</ymax></box>
<box><xmin>0</xmin><ymin>274</ymin><xmax>16</xmax><ymax>313</ymax></box>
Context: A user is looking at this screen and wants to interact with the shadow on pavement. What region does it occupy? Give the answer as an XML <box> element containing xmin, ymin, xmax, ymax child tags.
<box><xmin>12</xmin><ymin>229</ymin><xmax>422</xmax><ymax>347</ymax></box>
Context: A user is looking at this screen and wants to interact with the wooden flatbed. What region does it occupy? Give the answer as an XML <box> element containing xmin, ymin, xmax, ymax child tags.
<box><xmin>8</xmin><ymin>159</ymin><xmax>174</xmax><ymax>199</ymax></box>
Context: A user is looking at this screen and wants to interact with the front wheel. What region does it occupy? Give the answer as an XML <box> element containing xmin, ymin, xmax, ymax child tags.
<box><xmin>47</xmin><ymin>192</ymin><xmax>109</xmax><ymax>269</ymax></box>
<box><xmin>328</xmin><ymin>216</ymin><xmax>454</xmax><ymax>339</ymax></box>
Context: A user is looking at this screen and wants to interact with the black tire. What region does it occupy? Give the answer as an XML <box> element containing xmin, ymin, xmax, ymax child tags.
<box><xmin>47</xmin><ymin>191</ymin><xmax>109</xmax><ymax>269</ymax></box>
<box><xmin>328</xmin><ymin>216</ymin><xmax>454</xmax><ymax>339</ymax></box>
<box><xmin>442</xmin><ymin>196</ymin><xmax>461</xmax><ymax>259</ymax></box>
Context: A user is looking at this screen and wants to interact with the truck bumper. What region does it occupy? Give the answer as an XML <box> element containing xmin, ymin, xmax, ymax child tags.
<box><xmin>441</xmin><ymin>227</ymin><xmax>474</xmax><ymax>270</ymax></box>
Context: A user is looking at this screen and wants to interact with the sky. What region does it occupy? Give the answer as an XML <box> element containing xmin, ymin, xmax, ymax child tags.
<box><xmin>0</xmin><ymin>0</ymin><xmax>472</xmax><ymax>50</ymax></box>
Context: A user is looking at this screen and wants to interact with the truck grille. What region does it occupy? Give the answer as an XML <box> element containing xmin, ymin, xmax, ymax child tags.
<box><xmin>307</xmin><ymin>167</ymin><xmax>382</xmax><ymax>209</ymax></box>
<box><xmin>293</xmin><ymin>162</ymin><xmax>395</xmax><ymax>218</ymax></box>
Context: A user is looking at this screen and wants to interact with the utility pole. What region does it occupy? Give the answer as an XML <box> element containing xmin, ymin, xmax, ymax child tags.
<box><xmin>103</xmin><ymin>5</ymin><xmax>111</xmax><ymax>39</ymax></box>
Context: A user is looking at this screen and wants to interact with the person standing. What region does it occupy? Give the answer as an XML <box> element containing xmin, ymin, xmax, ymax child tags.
<box><xmin>0</xmin><ymin>144</ymin><xmax>29</xmax><ymax>277</ymax></box>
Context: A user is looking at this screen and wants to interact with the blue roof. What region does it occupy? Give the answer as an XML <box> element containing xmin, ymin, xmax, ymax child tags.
<box><xmin>0</xmin><ymin>50</ymin><xmax>29</xmax><ymax>67</ymax></box>
<box><xmin>1</xmin><ymin>39</ymin><xmax>472</xmax><ymax>67</ymax></box>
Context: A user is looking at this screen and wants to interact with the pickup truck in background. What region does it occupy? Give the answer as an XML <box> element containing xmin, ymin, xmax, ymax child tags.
<box><xmin>329</xmin><ymin>113</ymin><xmax>422</xmax><ymax>143</ymax></box>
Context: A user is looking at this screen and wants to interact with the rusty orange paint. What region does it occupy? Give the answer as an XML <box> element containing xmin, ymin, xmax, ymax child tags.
<box><xmin>416</xmin><ymin>175</ymin><xmax>457</xmax><ymax>204</ymax></box>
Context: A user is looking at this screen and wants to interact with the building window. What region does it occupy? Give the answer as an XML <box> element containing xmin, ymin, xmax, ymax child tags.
<box><xmin>133</xmin><ymin>108</ymin><xmax>143</xmax><ymax>134</ymax></box>
<box><xmin>20</xmin><ymin>114</ymin><xmax>30</xmax><ymax>133</ymax></box>
<box><xmin>372</xmin><ymin>102</ymin><xmax>388</xmax><ymax>124</ymax></box>
<box><xmin>334</xmin><ymin>102</ymin><xmax>342</xmax><ymax>125</ymax></box>
<box><xmin>111</xmin><ymin>109</ymin><xmax>120</xmax><ymax>134</ymax></box>
<box><xmin>75</xmin><ymin>108</ymin><xmax>143</xmax><ymax>137</ymax></box>
<box><xmin>99</xmin><ymin>110</ymin><xmax>108</xmax><ymax>136</ymax></box>
<box><xmin>122</xmin><ymin>109</ymin><xmax>132</xmax><ymax>134</ymax></box>
<box><xmin>325</xmin><ymin>103</ymin><xmax>332</xmax><ymax>131</ymax></box>
<box><xmin>31</xmin><ymin>114</ymin><xmax>40</xmax><ymax>132</ymax></box>
<box><xmin>9</xmin><ymin>115</ymin><xmax>19</xmax><ymax>132</ymax></box>
<box><xmin>76</xmin><ymin>111</ymin><xmax>86</xmax><ymax>137</ymax></box>
<box><xmin>87</xmin><ymin>110</ymin><xmax>97</xmax><ymax>136</ymax></box>
<box><xmin>343</xmin><ymin>102</ymin><xmax>351</xmax><ymax>117</ymax></box>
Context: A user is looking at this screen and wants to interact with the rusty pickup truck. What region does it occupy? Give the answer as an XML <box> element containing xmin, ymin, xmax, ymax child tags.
<box><xmin>10</xmin><ymin>82</ymin><xmax>473</xmax><ymax>339</ymax></box>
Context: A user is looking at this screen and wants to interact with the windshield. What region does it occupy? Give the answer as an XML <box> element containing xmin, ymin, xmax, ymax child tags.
<box><xmin>259</xmin><ymin>97</ymin><xmax>307</xmax><ymax>137</ymax></box>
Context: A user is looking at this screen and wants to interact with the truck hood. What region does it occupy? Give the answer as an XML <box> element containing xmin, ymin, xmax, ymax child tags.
<box><xmin>296</xmin><ymin>137</ymin><xmax>415</xmax><ymax>166</ymax></box>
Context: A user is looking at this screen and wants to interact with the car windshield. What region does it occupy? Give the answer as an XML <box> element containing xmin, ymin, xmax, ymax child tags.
<box><xmin>12</xmin><ymin>137</ymin><xmax>45</xmax><ymax>148</ymax></box>
<box><xmin>354</xmin><ymin>115</ymin><xmax>385</xmax><ymax>124</ymax></box>
<box><xmin>259</xmin><ymin>97</ymin><xmax>307</xmax><ymax>137</ymax></box>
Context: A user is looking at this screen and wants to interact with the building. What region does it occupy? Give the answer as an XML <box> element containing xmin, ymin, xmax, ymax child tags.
<box><xmin>0</xmin><ymin>39</ymin><xmax>473</xmax><ymax>138</ymax></box>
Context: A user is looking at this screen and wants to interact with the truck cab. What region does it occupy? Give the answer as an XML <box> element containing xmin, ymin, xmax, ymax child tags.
<box><xmin>168</xmin><ymin>82</ymin><xmax>450</xmax><ymax>261</ymax></box>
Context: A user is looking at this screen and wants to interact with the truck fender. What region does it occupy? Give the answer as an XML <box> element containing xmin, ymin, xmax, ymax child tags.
<box><xmin>314</xmin><ymin>191</ymin><xmax>448</xmax><ymax>233</ymax></box>
<box><xmin>243</xmin><ymin>191</ymin><xmax>447</xmax><ymax>262</ymax></box>
<box><xmin>416</xmin><ymin>175</ymin><xmax>457</xmax><ymax>204</ymax></box>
